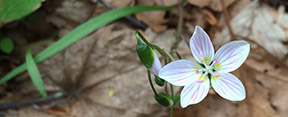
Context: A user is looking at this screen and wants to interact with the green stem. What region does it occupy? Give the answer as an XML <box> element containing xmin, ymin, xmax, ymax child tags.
<box><xmin>170</xmin><ymin>84</ymin><xmax>174</xmax><ymax>97</ymax></box>
<box><xmin>170</xmin><ymin>84</ymin><xmax>174</xmax><ymax>117</ymax></box>
<box><xmin>136</xmin><ymin>31</ymin><xmax>152</xmax><ymax>47</ymax></box>
<box><xmin>147</xmin><ymin>70</ymin><xmax>157</xmax><ymax>95</ymax></box>
<box><xmin>175</xmin><ymin>50</ymin><xmax>182</xmax><ymax>59</ymax></box>
<box><xmin>170</xmin><ymin>105</ymin><xmax>174</xmax><ymax>117</ymax></box>
<box><xmin>163</xmin><ymin>49</ymin><xmax>175</xmax><ymax>61</ymax></box>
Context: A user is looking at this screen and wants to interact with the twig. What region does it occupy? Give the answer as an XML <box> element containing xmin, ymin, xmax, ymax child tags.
<box><xmin>171</xmin><ymin>1</ymin><xmax>184</xmax><ymax>51</ymax></box>
<box><xmin>0</xmin><ymin>92</ymin><xmax>65</xmax><ymax>110</ymax></box>
<box><xmin>220</xmin><ymin>0</ymin><xmax>235</xmax><ymax>40</ymax></box>
<box><xmin>98</xmin><ymin>0</ymin><xmax>147</xmax><ymax>29</ymax></box>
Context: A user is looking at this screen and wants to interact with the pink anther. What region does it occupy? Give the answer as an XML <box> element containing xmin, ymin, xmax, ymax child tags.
<box><xmin>197</xmin><ymin>80</ymin><xmax>204</xmax><ymax>83</ymax></box>
<box><xmin>213</xmin><ymin>74</ymin><xmax>221</xmax><ymax>77</ymax></box>
<box><xmin>214</xmin><ymin>58</ymin><xmax>218</xmax><ymax>63</ymax></box>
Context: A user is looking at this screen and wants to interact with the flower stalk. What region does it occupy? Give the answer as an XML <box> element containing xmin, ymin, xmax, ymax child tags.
<box><xmin>147</xmin><ymin>70</ymin><xmax>157</xmax><ymax>95</ymax></box>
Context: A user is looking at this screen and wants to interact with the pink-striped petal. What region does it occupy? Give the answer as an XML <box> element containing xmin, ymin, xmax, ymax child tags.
<box><xmin>149</xmin><ymin>52</ymin><xmax>162</xmax><ymax>76</ymax></box>
<box><xmin>215</xmin><ymin>40</ymin><xmax>250</xmax><ymax>72</ymax></box>
<box><xmin>159</xmin><ymin>60</ymin><xmax>199</xmax><ymax>86</ymax></box>
<box><xmin>190</xmin><ymin>26</ymin><xmax>214</xmax><ymax>64</ymax></box>
<box><xmin>180</xmin><ymin>79</ymin><xmax>210</xmax><ymax>108</ymax></box>
<box><xmin>211</xmin><ymin>73</ymin><xmax>245</xmax><ymax>101</ymax></box>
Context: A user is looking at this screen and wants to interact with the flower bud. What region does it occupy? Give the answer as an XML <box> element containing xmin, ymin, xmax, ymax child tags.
<box><xmin>136</xmin><ymin>38</ymin><xmax>154</xmax><ymax>69</ymax></box>
<box><xmin>154</xmin><ymin>75</ymin><xmax>165</xmax><ymax>86</ymax></box>
<box><xmin>154</xmin><ymin>92</ymin><xmax>172</xmax><ymax>107</ymax></box>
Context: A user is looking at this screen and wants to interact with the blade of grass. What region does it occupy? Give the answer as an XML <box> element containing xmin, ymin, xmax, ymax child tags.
<box><xmin>26</xmin><ymin>49</ymin><xmax>47</xmax><ymax>99</ymax></box>
<box><xmin>0</xmin><ymin>5</ymin><xmax>176</xmax><ymax>85</ymax></box>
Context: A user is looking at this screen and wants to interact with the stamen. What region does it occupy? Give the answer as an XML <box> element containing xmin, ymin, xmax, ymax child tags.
<box><xmin>214</xmin><ymin>58</ymin><xmax>218</xmax><ymax>63</ymax></box>
<box><xmin>213</xmin><ymin>74</ymin><xmax>221</xmax><ymax>77</ymax></box>
<box><xmin>198</xmin><ymin>72</ymin><xmax>208</xmax><ymax>81</ymax></box>
<box><xmin>197</xmin><ymin>80</ymin><xmax>204</xmax><ymax>83</ymax></box>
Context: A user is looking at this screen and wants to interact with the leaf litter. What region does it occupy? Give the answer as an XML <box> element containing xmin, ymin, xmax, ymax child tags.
<box><xmin>0</xmin><ymin>0</ymin><xmax>288</xmax><ymax>117</ymax></box>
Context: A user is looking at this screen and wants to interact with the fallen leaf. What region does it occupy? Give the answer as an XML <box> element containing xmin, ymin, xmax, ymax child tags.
<box><xmin>187</xmin><ymin>0</ymin><xmax>210</xmax><ymax>8</ymax></box>
<box><xmin>44</xmin><ymin>106</ymin><xmax>68</xmax><ymax>116</ymax></box>
<box><xmin>187</xmin><ymin>0</ymin><xmax>238</xmax><ymax>11</ymax></box>
<box><xmin>214</xmin><ymin>1</ymin><xmax>288</xmax><ymax>59</ymax></box>
<box><xmin>105</xmin><ymin>0</ymin><xmax>135</xmax><ymax>8</ymax></box>
<box><xmin>135</xmin><ymin>0</ymin><xmax>167</xmax><ymax>32</ymax></box>
<box><xmin>208</xmin><ymin>0</ymin><xmax>238</xmax><ymax>11</ymax></box>
<box><xmin>203</xmin><ymin>9</ymin><xmax>218</xmax><ymax>26</ymax></box>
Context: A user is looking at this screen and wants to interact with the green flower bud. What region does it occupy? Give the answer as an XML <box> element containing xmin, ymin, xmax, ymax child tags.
<box><xmin>154</xmin><ymin>75</ymin><xmax>165</xmax><ymax>87</ymax></box>
<box><xmin>136</xmin><ymin>38</ymin><xmax>154</xmax><ymax>69</ymax></box>
<box><xmin>154</xmin><ymin>92</ymin><xmax>173</xmax><ymax>107</ymax></box>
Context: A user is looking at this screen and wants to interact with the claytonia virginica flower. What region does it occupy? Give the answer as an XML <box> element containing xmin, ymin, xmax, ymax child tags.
<box><xmin>159</xmin><ymin>26</ymin><xmax>250</xmax><ymax>108</ymax></box>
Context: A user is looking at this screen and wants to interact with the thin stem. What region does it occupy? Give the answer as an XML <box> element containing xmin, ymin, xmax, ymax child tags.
<box><xmin>170</xmin><ymin>84</ymin><xmax>174</xmax><ymax>97</ymax></box>
<box><xmin>163</xmin><ymin>49</ymin><xmax>176</xmax><ymax>61</ymax></box>
<box><xmin>136</xmin><ymin>31</ymin><xmax>152</xmax><ymax>47</ymax></box>
<box><xmin>220</xmin><ymin>0</ymin><xmax>235</xmax><ymax>40</ymax></box>
<box><xmin>165</xmin><ymin>82</ymin><xmax>169</xmax><ymax>94</ymax></box>
<box><xmin>171</xmin><ymin>0</ymin><xmax>184</xmax><ymax>51</ymax></box>
<box><xmin>147</xmin><ymin>70</ymin><xmax>157</xmax><ymax>95</ymax></box>
<box><xmin>175</xmin><ymin>51</ymin><xmax>182</xmax><ymax>59</ymax></box>
<box><xmin>170</xmin><ymin>84</ymin><xmax>174</xmax><ymax>117</ymax></box>
<box><xmin>151</xmin><ymin>45</ymin><xmax>168</xmax><ymax>57</ymax></box>
<box><xmin>170</xmin><ymin>105</ymin><xmax>173</xmax><ymax>117</ymax></box>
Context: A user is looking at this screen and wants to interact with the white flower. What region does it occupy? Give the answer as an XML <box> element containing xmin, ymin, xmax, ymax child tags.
<box><xmin>150</xmin><ymin>52</ymin><xmax>162</xmax><ymax>76</ymax></box>
<box><xmin>159</xmin><ymin>26</ymin><xmax>250</xmax><ymax>108</ymax></box>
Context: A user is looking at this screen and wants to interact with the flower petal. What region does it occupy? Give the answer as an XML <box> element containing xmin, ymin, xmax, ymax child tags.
<box><xmin>149</xmin><ymin>52</ymin><xmax>161</xmax><ymax>76</ymax></box>
<box><xmin>211</xmin><ymin>73</ymin><xmax>246</xmax><ymax>101</ymax></box>
<box><xmin>180</xmin><ymin>79</ymin><xmax>210</xmax><ymax>108</ymax></box>
<box><xmin>159</xmin><ymin>60</ymin><xmax>198</xmax><ymax>86</ymax></box>
<box><xmin>190</xmin><ymin>26</ymin><xmax>214</xmax><ymax>64</ymax></box>
<box><xmin>215</xmin><ymin>40</ymin><xmax>250</xmax><ymax>72</ymax></box>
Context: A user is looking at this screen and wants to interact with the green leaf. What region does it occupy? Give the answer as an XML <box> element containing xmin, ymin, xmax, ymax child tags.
<box><xmin>0</xmin><ymin>5</ymin><xmax>176</xmax><ymax>85</ymax></box>
<box><xmin>136</xmin><ymin>37</ymin><xmax>155</xmax><ymax>68</ymax></box>
<box><xmin>0</xmin><ymin>0</ymin><xmax>42</xmax><ymax>24</ymax></box>
<box><xmin>0</xmin><ymin>37</ymin><xmax>14</xmax><ymax>54</ymax></box>
<box><xmin>26</xmin><ymin>49</ymin><xmax>47</xmax><ymax>99</ymax></box>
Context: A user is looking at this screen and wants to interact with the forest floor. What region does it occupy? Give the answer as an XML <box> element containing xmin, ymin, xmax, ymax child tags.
<box><xmin>0</xmin><ymin>0</ymin><xmax>288</xmax><ymax>116</ymax></box>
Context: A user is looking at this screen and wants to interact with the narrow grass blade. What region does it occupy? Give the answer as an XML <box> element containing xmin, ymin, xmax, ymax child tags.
<box><xmin>26</xmin><ymin>50</ymin><xmax>47</xmax><ymax>99</ymax></box>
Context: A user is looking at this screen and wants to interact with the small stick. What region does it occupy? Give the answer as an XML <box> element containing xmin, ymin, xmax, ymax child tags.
<box><xmin>220</xmin><ymin>0</ymin><xmax>235</xmax><ymax>40</ymax></box>
<box><xmin>171</xmin><ymin>1</ymin><xmax>184</xmax><ymax>51</ymax></box>
<box><xmin>0</xmin><ymin>92</ymin><xmax>65</xmax><ymax>110</ymax></box>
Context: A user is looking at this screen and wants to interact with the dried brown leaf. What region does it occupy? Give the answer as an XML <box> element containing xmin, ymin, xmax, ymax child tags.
<box><xmin>187</xmin><ymin>0</ymin><xmax>210</xmax><ymax>8</ymax></box>
<box><xmin>135</xmin><ymin>0</ymin><xmax>167</xmax><ymax>32</ymax></box>
<box><xmin>214</xmin><ymin>1</ymin><xmax>288</xmax><ymax>59</ymax></box>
